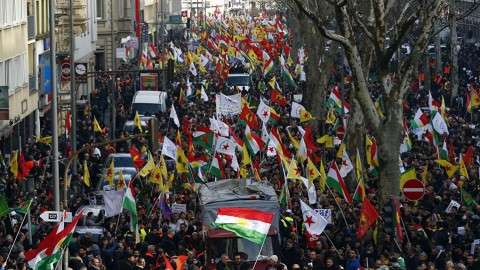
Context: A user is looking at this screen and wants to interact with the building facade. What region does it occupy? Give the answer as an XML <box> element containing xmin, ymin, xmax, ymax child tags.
<box><xmin>95</xmin><ymin>0</ymin><xmax>136</xmax><ymax>71</ymax></box>
<box><xmin>0</xmin><ymin>0</ymin><xmax>39</xmax><ymax>150</ymax></box>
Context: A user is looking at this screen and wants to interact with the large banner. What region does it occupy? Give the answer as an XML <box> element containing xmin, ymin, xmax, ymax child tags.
<box><xmin>140</xmin><ymin>73</ymin><xmax>158</xmax><ymax>91</ymax></box>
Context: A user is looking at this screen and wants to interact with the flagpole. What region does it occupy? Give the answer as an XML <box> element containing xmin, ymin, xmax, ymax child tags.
<box><xmin>323</xmin><ymin>231</ymin><xmax>341</xmax><ymax>257</ymax></box>
<box><xmin>325</xmin><ymin>185</ymin><xmax>350</xmax><ymax>229</ymax></box>
<box><xmin>3</xmin><ymin>199</ymin><xmax>33</xmax><ymax>268</ymax></box>
<box><xmin>400</xmin><ymin>215</ymin><xmax>411</xmax><ymax>244</ymax></box>
<box><xmin>251</xmin><ymin>234</ymin><xmax>268</xmax><ymax>270</ymax></box>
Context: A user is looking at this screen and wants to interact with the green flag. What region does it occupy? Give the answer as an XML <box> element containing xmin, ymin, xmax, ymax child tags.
<box><xmin>0</xmin><ymin>195</ymin><xmax>8</xmax><ymax>217</ymax></box>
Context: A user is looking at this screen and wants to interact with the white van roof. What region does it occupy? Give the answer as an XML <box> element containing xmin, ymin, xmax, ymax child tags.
<box><xmin>133</xmin><ymin>91</ymin><xmax>164</xmax><ymax>104</ymax></box>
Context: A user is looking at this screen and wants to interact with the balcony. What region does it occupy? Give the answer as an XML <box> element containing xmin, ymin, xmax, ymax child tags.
<box><xmin>27</xmin><ymin>16</ymin><xmax>35</xmax><ymax>40</ymax></box>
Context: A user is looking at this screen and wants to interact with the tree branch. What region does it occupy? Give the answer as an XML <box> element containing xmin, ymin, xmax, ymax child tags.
<box><xmin>396</xmin><ymin>0</ymin><xmax>445</xmax><ymax>99</ymax></box>
<box><xmin>290</xmin><ymin>0</ymin><xmax>352</xmax><ymax>47</ymax></box>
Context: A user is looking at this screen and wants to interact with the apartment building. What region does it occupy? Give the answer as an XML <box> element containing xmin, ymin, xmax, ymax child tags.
<box><xmin>144</xmin><ymin>0</ymin><xmax>182</xmax><ymax>41</ymax></box>
<box><xmin>95</xmin><ymin>0</ymin><xmax>136</xmax><ymax>70</ymax></box>
<box><xmin>0</xmin><ymin>0</ymin><xmax>39</xmax><ymax>149</ymax></box>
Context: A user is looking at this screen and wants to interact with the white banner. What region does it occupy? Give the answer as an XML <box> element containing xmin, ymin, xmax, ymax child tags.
<box><xmin>216</xmin><ymin>93</ymin><xmax>242</xmax><ymax>116</ymax></box>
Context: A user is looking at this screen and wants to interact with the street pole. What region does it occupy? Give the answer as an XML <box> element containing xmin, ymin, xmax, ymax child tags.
<box><xmin>49</xmin><ymin>0</ymin><xmax>60</xmax><ymax>214</ymax></box>
<box><xmin>70</xmin><ymin>0</ymin><xmax>77</xmax><ymax>175</ymax></box>
<box><xmin>110</xmin><ymin>0</ymin><xmax>116</xmax><ymax>139</ymax></box>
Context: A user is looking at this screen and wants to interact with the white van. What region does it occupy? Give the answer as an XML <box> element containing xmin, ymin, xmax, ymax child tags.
<box><xmin>131</xmin><ymin>91</ymin><xmax>167</xmax><ymax>116</ymax></box>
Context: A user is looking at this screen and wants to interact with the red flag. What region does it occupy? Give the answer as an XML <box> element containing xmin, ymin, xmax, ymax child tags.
<box><xmin>163</xmin><ymin>255</ymin><xmax>174</xmax><ymax>270</ymax></box>
<box><xmin>65</xmin><ymin>111</ymin><xmax>71</xmax><ymax>135</ymax></box>
<box><xmin>356</xmin><ymin>198</ymin><xmax>379</xmax><ymax>239</ymax></box>
<box><xmin>17</xmin><ymin>151</ymin><xmax>26</xmax><ymax>180</ymax></box>
<box><xmin>393</xmin><ymin>197</ymin><xmax>404</xmax><ymax>243</ymax></box>
<box><xmin>129</xmin><ymin>144</ymin><xmax>144</xmax><ymax>170</ymax></box>
<box><xmin>176</xmin><ymin>255</ymin><xmax>188</xmax><ymax>270</ymax></box>
<box><xmin>270</xmin><ymin>89</ymin><xmax>288</xmax><ymax>106</ymax></box>
<box><xmin>463</xmin><ymin>145</ymin><xmax>474</xmax><ymax>167</ymax></box>
<box><xmin>239</xmin><ymin>103</ymin><xmax>259</xmax><ymax>130</ymax></box>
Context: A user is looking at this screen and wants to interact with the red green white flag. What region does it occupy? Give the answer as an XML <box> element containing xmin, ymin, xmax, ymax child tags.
<box><xmin>25</xmin><ymin>211</ymin><xmax>83</xmax><ymax>270</ymax></box>
<box><xmin>214</xmin><ymin>208</ymin><xmax>273</xmax><ymax>244</ymax></box>
<box><xmin>327</xmin><ymin>161</ymin><xmax>352</xmax><ymax>204</ymax></box>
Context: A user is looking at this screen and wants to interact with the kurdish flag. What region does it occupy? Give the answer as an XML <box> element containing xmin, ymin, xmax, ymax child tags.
<box><xmin>327</xmin><ymin>86</ymin><xmax>342</xmax><ymax>109</ymax></box>
<box><xmin>214</xmin><ymin>208</ymin><xmax>273</xmax><ymax>244</ymax></box>
<box><xmin>327</xmin><ymin>161</ymin><xmax>352</xmax><ymax>204</ymax></box>
<box><xmin>25</xmin><ymin>211</ymin><xmax>83</xmax><ymax>270</ymax></box>
<box><xmin>123</xmin><ymin>184</ymin><xmax>139</xmax><ymax>242</ymax></box>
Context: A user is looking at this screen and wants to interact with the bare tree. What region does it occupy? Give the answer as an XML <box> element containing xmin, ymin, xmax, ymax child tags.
<box><xmin>290</xmin><ymin>0</ymin><xmax>445</xmax><ymax>202</ymax></box>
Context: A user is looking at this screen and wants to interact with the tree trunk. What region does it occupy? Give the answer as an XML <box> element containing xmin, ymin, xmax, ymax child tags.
<box><xmin>377</xmin><ymin>101</ymin><xmax>403</xmax><ymax>200</ymax></box>
<box><xmin>450</xmin><ymin>0</ymin><xmax>459</xmax><ymax>100</ymax></box>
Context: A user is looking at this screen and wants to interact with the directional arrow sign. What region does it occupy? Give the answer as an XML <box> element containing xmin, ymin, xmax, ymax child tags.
<box><xmin>39</xmin><ymin>211</ymin><xmax>73</xmax><ymax>223</ymax></box>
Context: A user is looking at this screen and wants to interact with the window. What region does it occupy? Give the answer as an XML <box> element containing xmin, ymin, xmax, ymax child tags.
<box><xmin>96</xmin><ymin>0</ymin><xmax>104</xmax><ymax>19</ymax></box>
<box><xmin>3</xmin><ymin>54</ymin><xmax>28</xmax><ymax>95</ymax></box>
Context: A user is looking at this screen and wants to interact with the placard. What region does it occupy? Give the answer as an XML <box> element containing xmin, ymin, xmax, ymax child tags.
<box><xmin>314</xmin><ymin>209</ymin><xmax>332</xmax><ymax>224</ymax></box>
<box><xmin>171</xmin><ymin>203</ymin><xmax>187</xmax><ymax>214</ymax></box>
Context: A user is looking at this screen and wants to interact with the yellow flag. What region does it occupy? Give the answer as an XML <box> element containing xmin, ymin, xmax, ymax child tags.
<box><xmin>83</xmin><ymin>160</ymin><xmax>90</xmax><ymax>187</ymax></box>
<box><xmin>9</xmin><ymin>151</ymin><xmax>18</xmax><ymax>177</ymax></box>
<box><xmin>299</xmin><ymin>108</ymin><xmax>314</xmax><ymax>123</ymax></box>
<box><xmin>435</xmin><ymin>159</ymin><xmax>459</xmax><ymax>178</ymax></box>
<box><xmin>134</xmin><ymin>111</ymin><xmax>143</xmax><ymax>133</ymax></box>
<box><xmin>159</xmin><ymin>155</ymin><xmax>168</xmax><ymax>180</ymax></box>
<box><xmin>317</xmin><ymin>135</ymin><xmax>334</xmax><ymax>148</ymax></box>
<box><xmin>336</xmin><ymin>143</ymin><xmax>346</xmax><ymax>159</ymax></box>
<box><xmin>268</xmin><ymin>76</ymin><xmax>277</xmax><ymax>89</ymax></box>
<box><xmin>139</xmin><ymin>152</ymin><xmax>155</xmax><ymax>177</ymax></box>
<box><xmin>421</xmin><ymin>164</ymin><xmax>429</xmax><ymax>183</ymax></box>
<box><xmin>176</xmin><ymin>147</ymin><xmax>189</xmax><ymax>174</ymax></box>
<box><xmin>326</xmin><ymin>109</ymin><xmax>336</xmax><ymax>125</ymax></box>
<box><xmin>459</xmin><ymin>156</ymin><xmax>469</xmax><ymax>179</ymax></box>
<box><xmin>286</xmin><ymin>128</ymin><xmax>300</xmax><ymax>150</ymax></box>
<box><xmin>375</xmin><ymin>100</ymin><xmax>385</xmax><ymax>118</ymax></box>
<box><xmin>400</xmin><ymin>168</ymin><xmax>417</xmax><ymax>189</ymax></box>
<box><xmin>149</xmin><ymin>164</ymin><xmax>164</xmax><ymax>187</ymax></box>
<box><xmin>117</xmin><ymin>170</ymin><xmax>126</xmax><ymax>190</ymax></box>
<box><xmin>93</xmin><ymin>117</ymin><xmax>103</xmax><ymax>133</ymax></box>
<box><xmin>106</xmin><ymin>159</ymin><xmax>115</xmax><ymax>187</ymax></box>
<box><xmin>241</xmin><ymin>144</ymin><xmax>252</xmax><ymax>166</ymax></box>
<box><xmin>306</xmin><ymin>158</ymin><xmax>320</xmax><ymax>184</ymax></box>
<box><xmin>37</xmin><ymin>136</ymin><xmax>52</xmax><ymax>145</ymax></box>
<box><xmin>354</xmin><ymin>149</ymin><xmax>366</xmax><ymax>201</ymax></box>
<box><xmin>318</xmin><ymin>159</ymin><xmax>327</xmax><ymax>192</ymax></box>
<box><xmin>286</xmin><ymin>159</ymin><xmax>302</xmax><ymax>180</ymax></box>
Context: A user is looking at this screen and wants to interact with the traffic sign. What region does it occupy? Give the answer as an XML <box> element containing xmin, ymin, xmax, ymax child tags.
<box><xmin>402</xmin><ymin>179</ymin><xmax>425</xmax><ymax>201</ymax></box>
<box><xmin>61</xmin><ymin>59</ymin><xmax>71</xmax><ymax>81</ymax></box>
<box><xmin>40</xmin><ymin>211</ymin><xmax>73</xmax><ymax>223</ymax></box>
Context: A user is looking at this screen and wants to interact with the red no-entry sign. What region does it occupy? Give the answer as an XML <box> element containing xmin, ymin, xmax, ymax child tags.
<box><xmin>402</xmin><ymin>179</ymin><xmax>425</xmax><ymax>201</ymax></box>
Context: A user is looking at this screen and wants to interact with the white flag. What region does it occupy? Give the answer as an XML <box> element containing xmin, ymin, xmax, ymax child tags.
<box><xmin>339</xmin><ymin>150</ymin><xmax>354</xmax><ymax>177</ymax></box>
<box><xmin>170</xmin><ymin>105</ymin><xmax>180</xmax><ymax>127</ymax></box>
<box><xmin>231</xmin><ymin>153</ymin><xmax>239</xmax><ymax>172</ymax></box>
<box><xmin>189</xmin><ymin>62</ymin><xmax>198</xmax><ymax>76</ymax></box>
<box><xmin>256</xmin><ymin>99</ymin><xmax>271</xmax><ymax>123</ymax></box>
<box><xmin>297</xmin><ymin>137</ymin><xmax>308</xmax><ymax>160</ymax></box>
<box><xmin>201</xmin><ymin>86</ymin><xmax>209</xmax><ymax>102</ymax></box>
<box><xmin>209</xmin><ymin>118</ymin><xmax>229</xmax><ymax>137</ymax></box>
<box><xmin>291</xmin><ymin>102</ymin><xmax>306</xmax><ymax>118</ymax></box>
<box><xmin>266</xmin><ymin>140</ymin><xmax>277</xmax><ymax>157</ymax></box>
<box><xmin>300</xmin><ymin>177</ymin><xmax>317</xmax><ymax>204</ymax></box>
<box><xmin>103</xmin><ymin>190</ymin><xmax>125</xmax><ymax>217</ymax></box>
<box><xmin>215</xmin><ymin>136</ymin><xmax>236</xmax><ymax>156</ymax></box>
<box><xmin>215</xmin><ymin>93</ymin><xmax>242</xmax><ymax>115</ymax></box>
<box><xmin>300</xmin><ymin>199</ymin><xmax>328</xmax><ymax>235</ymax></box>
<box><xmin>432</xmin><ymin>112</ymin><xmax>449</xmax><ymax>135</ymax></box>
<box><xmin>161</xmin><ymin>137</ymin><xmax>177</xmax><ymax>160</ymax></box>
<box><xmin>186</xmin><ymin>78</ymin><xmax>193</xmax><ymax>97</ymax></box>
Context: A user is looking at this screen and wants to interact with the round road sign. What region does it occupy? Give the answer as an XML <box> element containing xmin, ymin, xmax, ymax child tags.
<box><xmin>402</xmin><ymin>179</ymin><xmax>425</xmax><ymax>201</ymax></box>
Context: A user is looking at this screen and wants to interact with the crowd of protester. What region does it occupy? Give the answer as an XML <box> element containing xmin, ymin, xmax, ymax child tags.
<box><xmin>0</xmin><ymin>16</ymin><xmax>480</xmax><ymax>270</ymax></box>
